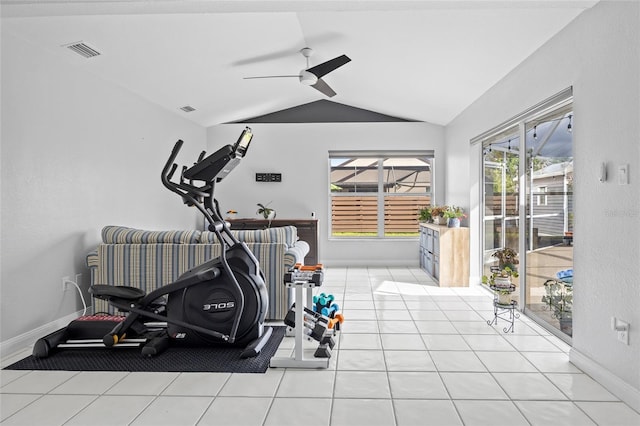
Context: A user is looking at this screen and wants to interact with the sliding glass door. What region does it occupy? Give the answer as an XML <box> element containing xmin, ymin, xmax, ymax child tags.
<box><xmin>478</xmin><ymin>90</ymin><xmax>574</xmax><ymax>341</ymax></box>
<box><xmin>482</xmin><ymin>134</ymin><xmax>521</xmax><ymax>302</ymax></box>
<box><xmin>524</xmin><ymin>108</ymin><xmax>574</xmax><ymax>337</ymax></box>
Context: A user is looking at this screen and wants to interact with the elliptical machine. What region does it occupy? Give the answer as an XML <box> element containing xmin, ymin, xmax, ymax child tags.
<box><xmin>34</xmin><ymin>128</ymin><xmax>272</xmax><ymax>358</ymax></box>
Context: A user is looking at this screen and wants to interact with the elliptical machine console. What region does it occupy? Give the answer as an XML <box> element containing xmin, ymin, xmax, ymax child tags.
<box><xmin>34</xmin><ymin>127</ymin><xmax>272</xmax><ymax>359</ymax></box>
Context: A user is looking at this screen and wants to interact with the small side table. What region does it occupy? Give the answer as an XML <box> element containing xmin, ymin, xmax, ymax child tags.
<box><xmin>487</xmin><ymin>284</ymin><xmax>520</xmax><ymax>333</ymax></box>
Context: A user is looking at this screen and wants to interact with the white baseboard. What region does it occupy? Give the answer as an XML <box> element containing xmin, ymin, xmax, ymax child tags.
<box><xmin>0</xmin><ymin>310</ymin><xmax>83</xmax><ymax>360</ymax></box>
<box><xmin>570</xmin><ymin>347</ymin><xmax>640</xmax><ymax>412</ymax></box>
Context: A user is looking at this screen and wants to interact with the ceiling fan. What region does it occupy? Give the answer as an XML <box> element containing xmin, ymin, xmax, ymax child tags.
<box><xmin>243</xmin><ymin>47</ymin><xmax>351</xmax><ymax>97</ymax></box>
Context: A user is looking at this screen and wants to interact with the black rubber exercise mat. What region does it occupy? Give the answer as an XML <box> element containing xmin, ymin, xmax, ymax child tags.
<box><xmin>4</xmin><ymin>326</ymin><xmax>284</xmax><ymax>374</ymax></box>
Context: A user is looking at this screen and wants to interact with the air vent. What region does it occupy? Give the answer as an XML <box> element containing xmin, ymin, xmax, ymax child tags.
<box><xmin>179</xmin><ymin>106</ymin><xmax>196</xmax><ymax>112</ymax></box>
<box><xmin>63</xmin><ymin>42</ymin><xmax>101</xmax><ymax>58</ymax></box>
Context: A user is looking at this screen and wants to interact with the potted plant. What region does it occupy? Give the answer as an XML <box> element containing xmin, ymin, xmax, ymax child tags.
<box><xmin>226</xmin><ymin>209</ymin><xmax>237</xmax><ymax>220</ymax></box>
<box><xmin>256</xmin><ymin>202</ymin><xmax>276</xmax><ymax>221</ymax></box>
<box><xmin>430</xmin><ymin>205</ymin><xmax>448</xmax><ymax>225</ymax></box>
<box><xmin>443</xmin><ymin>206</ymin><xmax>466</xmax><ymax>228</ymax></box>
<box><xmin>492</xmin><ymin>247</ymin><xmax>519</xmax><ymax>270</ymax></box>
<box><xmin>482</xmin><ymin>248</ymin><xmax>520</xmax><ymax>305</ymax></box>
<box><xmin>482</xmin><ymin>266</ymin><xmax>519</xmax><ymax>304</ymax></box>
<box><xmin>542</xmin><ymin>279</ymin><xmax>573</xmax><ymax>335</ymax></box>
<box><xmin>418</xmin><ymin>206</ymin><xmax>432</xmax><ymax>223</ymax></box>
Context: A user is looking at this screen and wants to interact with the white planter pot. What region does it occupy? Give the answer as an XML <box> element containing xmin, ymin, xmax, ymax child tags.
<box><xmin>494</xmin><ymin>276</ymin><xmax>512</xmax><ymax>289</ymax></box>
<box><xmin>498</xmin><ymin>292</ymin><xmax>512</xmax><ymax>305</ymax></box>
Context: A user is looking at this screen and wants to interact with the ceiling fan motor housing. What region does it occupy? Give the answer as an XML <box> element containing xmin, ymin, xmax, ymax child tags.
<box><xmin>299</xmin><ymin>70</ymin><xmax>318</xmax><ymax>85</ymax></box>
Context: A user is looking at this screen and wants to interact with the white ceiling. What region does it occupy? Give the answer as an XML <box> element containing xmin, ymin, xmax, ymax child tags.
<box><xmin>1</xmin><ymin>0</ymin><xmax>599</xmax><ymax>126</ymax></box>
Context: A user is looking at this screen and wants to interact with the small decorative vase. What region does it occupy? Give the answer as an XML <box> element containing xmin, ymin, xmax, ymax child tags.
<box><xmin>447</xmin><ymin>217</ymin><xmax>460</xmax><ymax>228</ymax></box>
<box><xmin>433</xmin><ymin>216</ymin><xmax>445</xmax><ymax>225</ymax></box>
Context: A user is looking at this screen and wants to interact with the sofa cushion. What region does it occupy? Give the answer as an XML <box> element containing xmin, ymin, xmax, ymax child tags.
<box><xmin>102</xmin><ymin>226</ymin><xmax>201</xmax><ymax>244</ymax></box>
<box><xmin>200</xmin><ymin>225</ymin><xmax>298</xmax><ymax>247</ymax></box>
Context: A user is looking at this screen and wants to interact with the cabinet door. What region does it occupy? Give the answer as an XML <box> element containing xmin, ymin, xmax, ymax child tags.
<box><xmin>426</xmin><ymin>228</ymin><xmax>434</xmax><ymax>253</ymax></box>
<box><xmin>425</xmin><ymin>252</ymin><xmax>433</xmax><ymax>275</ymax></box>
<box><xmin>432</xmin><ymin>230</ymin><xmax>440</xmax><ymax>255</ymax></box>
<box><xmin>433</xmin><ymin>255</ymin><xmax>439</xmax><ymax>280</ymax></box>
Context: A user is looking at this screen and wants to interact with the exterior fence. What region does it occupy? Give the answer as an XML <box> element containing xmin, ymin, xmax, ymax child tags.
<box><xmin>331</xmin><ymin>195</ymin><xmax>431</xmax><ymax>235</ymax></box>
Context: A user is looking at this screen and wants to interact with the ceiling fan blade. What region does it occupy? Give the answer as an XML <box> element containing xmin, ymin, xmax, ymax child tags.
<box><xmin>243</xmin><ymin>75</ymin><xmax>299</xmax><ymax>79</ymax></box>
<box><xmin>311</xmin><ymin>78</ymin><xmax>337</xmax><ymax>97</ymax></box>
<box><xmin>306</xmin><ymin>54</ymin><xmax>351</xmax><ymax>79</ymax></box>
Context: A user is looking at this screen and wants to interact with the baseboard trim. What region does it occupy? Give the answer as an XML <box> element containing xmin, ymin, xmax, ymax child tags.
<box><xmin>570</xmin><ymin>347</ymin><xmax>640</xmax><ymax>412</ymax></box>
<box><xmin>0</xmin><ymin>310</ymin><xmax>83</xmax><ymax>360</ymax></box>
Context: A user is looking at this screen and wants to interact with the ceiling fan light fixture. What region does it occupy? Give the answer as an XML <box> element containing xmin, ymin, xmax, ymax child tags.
<box><xmin>299</xmin><ymin>70</ymin><xmax>318</xmax><ymax>86</ymax></box>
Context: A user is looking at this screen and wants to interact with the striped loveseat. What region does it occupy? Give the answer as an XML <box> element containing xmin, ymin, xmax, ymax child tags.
<box><xmin>86</xmin><ymin>225</ymin><xmax>309</xmax><ymax>320</ymax></box>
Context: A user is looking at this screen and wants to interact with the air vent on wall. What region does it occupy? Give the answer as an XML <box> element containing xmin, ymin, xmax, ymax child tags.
<box><xmin>179</xmin><ymin>106</ymin><xmax>196</xmax><ymax>112</ymax></box>
<box><xmin>63</xmin><ymin>42</ymin><xmax>101</xmax><ymax>58</ymax></box>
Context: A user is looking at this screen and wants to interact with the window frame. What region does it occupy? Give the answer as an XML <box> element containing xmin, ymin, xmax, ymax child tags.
<box><xmin>328</xmin><ymin>151</ymin><xmax>434</xmax><ymax>239</ymax></box>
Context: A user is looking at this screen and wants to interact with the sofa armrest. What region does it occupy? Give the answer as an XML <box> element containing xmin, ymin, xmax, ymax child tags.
<box><xmin>284</xmin><ymin>241</ymin><xmax>310</xmax><ymax>268</ymax></box>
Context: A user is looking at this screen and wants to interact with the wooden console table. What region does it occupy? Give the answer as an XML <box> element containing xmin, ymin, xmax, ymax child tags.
<box><xmin>228</xmin><ymin>219</ymin><xmax>319</xmax><ymax>265</ymax></box>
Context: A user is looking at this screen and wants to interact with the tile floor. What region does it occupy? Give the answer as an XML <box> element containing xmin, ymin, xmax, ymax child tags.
<box><xmin>2</xmin><ymin>267</ymin><xmax>639</xmax><ymax>425</ymax></box>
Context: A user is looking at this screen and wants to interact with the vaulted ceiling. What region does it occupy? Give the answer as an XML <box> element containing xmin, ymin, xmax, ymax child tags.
<box><xmin>1</xmin><ymin>0</ymin><xmax>599</xmax><ymax>126</ymax></box>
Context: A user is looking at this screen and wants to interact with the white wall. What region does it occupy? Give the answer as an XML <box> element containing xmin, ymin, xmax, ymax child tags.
<box><xmin>0</xmin><ymin>31</ymin><xmax>205</xmax><ymax>351</ymax></box>
<box><xmin>446</xmin><ymin>0</ymin><xmax>639</xmax><ymax>407</ymax></box>
<box><xmin>207</xmin><ymin>122</ymin><xmax>445</xmax><ymax>266</ymax></box>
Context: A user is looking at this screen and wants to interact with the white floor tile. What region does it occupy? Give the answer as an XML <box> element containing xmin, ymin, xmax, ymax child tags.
<box><xmin>217</xmin><ymin>369</ymin><xmax>283</xmax><ymax>397</ymax></box>
<box><xmin>394</xmin><ymin>399</ymin><xmax>462</xmax><ymax>426</ymax></box>
<box><xmin>430</xmin><ymin>351</ymin><xmax>487</xmax><ymax>372</ymax></box>
<box><xmin>461</xmin><ymin>334</ymin><xmax>516</xmax><ymax>351</ymax></box>
<box><xmin>515</xmin><ymin>400</ymin><xmax>597</xmax><ymax>425</ymax></box>
<box><xmin>422</xmin><ymin>334</ymin><xmax>470</xmax><ymax>350</ymax></box>
<box><xmin>383</xmin><ymin>350</ymin><xmax>436</xmax><ymax>371</ymax></box>
<box><xmin>380</xmin><ymin>333</ymin><xmax>427</xmax><ymax>350</ymax></box>
<box><xmin>130</xmin><ymin>395</ymin><xmax>212</xmax><ymax>426</ymax></box>
<box><xmin>161</xmin><ymin>372</ymin><xmax>230</xmax><ymax>396</ymax></box>
<box><xmin>440</xmin><ymin>372</ymin><xmax>508</xmax><ymax>399</ymax></box>
<box><xmin>376</xmin><ymin>310</ymin><xmax>413</xmax><ymax>321</ymax></box>
<box><xmin>521</xmin><ymin>351</ymin><xmax>581</xmax><ymax>373</ymax></box>
<box><xmin>0</xmin><ymin>370</ymin><xmax>78</xmax><ymax>394</ymax></box>
<box><xmin>275</xmin><ymin>369</ymin><xmax>335</xmax><ymax>398</ymax></box>
<box><xmin>264</xmin><ymin>397</ymin><xmax>331</xmax><ymax>426</ymax></box>
<box><xmin>330</xmin><ymin>398</ymin><xmax>395</xmax><ymax>426</ymax></box>
<box><xmin>105</xmin><ymin>372</ymin><xmax>179</xmax><ymax>396</ymax></box>
<box><xmin>334</xmin><ymin>371</ymin><xmax>391</xmax><ymax>398</ymax></box>
<box><xmin>452</xmin><ymin>320</ymin><xmax>500</xmax><ymax>335</ymax></box>
<box><xmin>388</xmin><ymin>371</ymin><xmax>449</xmax><ymax>399</ymax></box>
<box><xmin>414</xmin><ymin>321</ymin><xmax>459</xmax><ymax>334</ymax></box>
<box><xmin>340</xmin><ymin>319</ymin><xmax>379</xmax><ymax>333</ymax></box>
<box><xmin>0</xmin><ymin>394</ymin><xmax>96</xmax><ymax>426</ymax></box>
<box><xmin>49</xmin><ymin>371</ymin><xmax>128</xmax><ymax>395</ymax></box>
<box><xmin>492</xmin><ymin>372</ymin><xmax>568</xmax><ymax>400</ymax></box>
<box><xmin>546</xmin><ymin>373</ymin><xmax>619</xmax><ymax>401</ymax></box>
<box><xmin>454</xmin><ymin>400</ymin><xmax>530</xmax><ymax>426</ymax></box>
<box><xmin>503</xmin><ymin>334</ymin><xmax>564</xmax><ymax>352</ymax></box>
<box><xmin>337</xmin><ymin>349</ymin><xmax>386</xmax><ymax>371</ymax></box>
<box><xmin>410</xmin><ymin>310</ymin><xmax>449</xmax><ymax>321</ymax></box>
<box><xmin>339</xmin><ymin>333</ymin><xmax>382</xmax><ymax>350</ymax></box>
<box><xmin>575</xmin><ymin>401</ymin><xmax>640</xmax><ymax>425</ymax></box>
<box><xmin>65</xmin><ymin>395</ymin><xmax>154</xmax><ymax>425</ymax></box>
<box><xmin>0</xmin><ymin>393</ymin><xmax>40</xmax><ymax>422</ymax></box>
<box><xmin>378</xmin><ymin>320</ymin><xmax>419</xmax><ymax>334</ymax></box>
<box><xmin>475</xmin><ymin>351</ymin><xmax>538</xmax><ymax>372</ymax></box>
<box><xmin>197</xmin><ymin>396</ymin><xmax>271</xmax><ymax>426</ymax></box>
<box><xmin>443</xmin><ymin>310</ymin><xmax>485</xmax><ymax>321</ymax></box>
